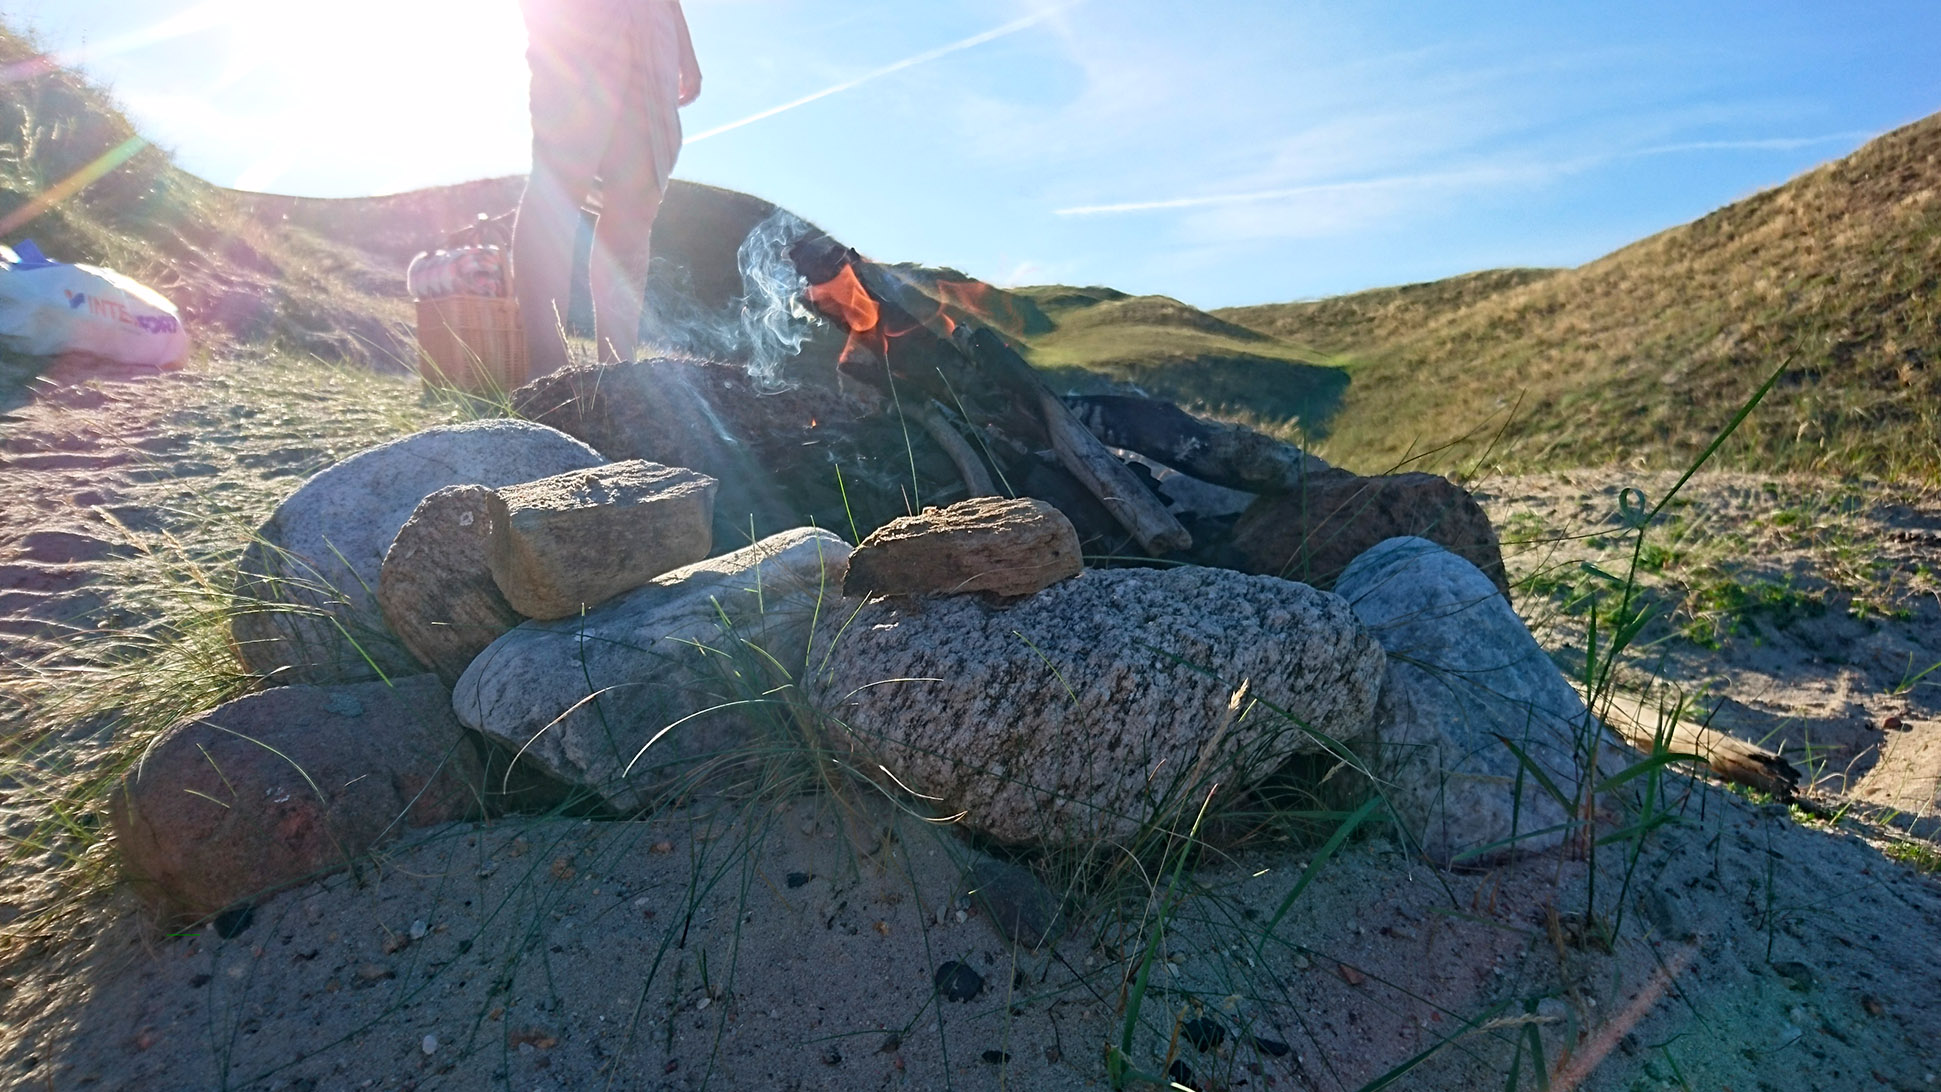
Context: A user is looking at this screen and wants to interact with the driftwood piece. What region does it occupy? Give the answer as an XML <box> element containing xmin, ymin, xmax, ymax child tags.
<box><xmin>919</xmin><ymin>404</ymin><xmax>998</xmax><ymax>499</ymax></box>
<box><xmin>1064</xmin><ymin>394</ymin><xmax>1331</xmax><ymax>494</ymax></box>
<box><xmin>1601</xmin><ymin>697</ymin><xmax>1802</xmax><ymax>799</ymax></box>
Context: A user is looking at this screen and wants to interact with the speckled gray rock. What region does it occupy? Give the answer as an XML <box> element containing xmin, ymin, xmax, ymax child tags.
<box><xmin>110</xmin><ymin>675</ymin><xmax>484</xmax><ymax>924</ymax></box>
<box><xmin>232</xmin><ymin>420</ymin><xmax>604</xmax><ymax>686</ymax></box>
<box><xmin>487</xmin><ymin>460</ymin><xmax>718</xmax><ymax>620</ymax></box>
<box><xmin>455</xmin><ymin>528</ymin><xmax>851</xmax><ymax>812</ymax></box>
<box><xmin>1334</xmin><ymin>536</ymin><xmax>1593</xmax><ymax>865</ymax></box>
<box><xmin>812</xmin><ymin>567</ymin><xmax>1384</xmax><ymax>846</ymax></box>
<box><xmin>379</xmin><ymin>485</ymin><xmax>522</xmax><ymax>686</ymax></box>
<box><xmin>843</xmin><ymin>497</ymin><xmax>1081</xmax><ymax>599</ymax></box>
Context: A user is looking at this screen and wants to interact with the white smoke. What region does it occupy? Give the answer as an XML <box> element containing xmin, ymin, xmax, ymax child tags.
<box><xmin>734</xmin><ymin>209</ymin><xmax>817</xmax><ymax>391</ymax></box>
<box><xmin>639</xmin><ymin>208</ymin><xmax>819</xmax><ymax>391</ymax></box>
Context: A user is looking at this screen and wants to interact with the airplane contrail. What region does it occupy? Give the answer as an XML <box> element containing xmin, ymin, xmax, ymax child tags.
<box><xmin>1054</xmin><ymin>167</ymin><xmax>1526</xmax><ymax>217</ymax></box>
<box><xmin>1055</xmin><ymin>130</ymin><xmax>1877</xmax><ymax>217</ymax></box>
<box><xmin>687</xmin><ymin>3</ymin><xmax>1080</xmax><ymax>145</ymax></box>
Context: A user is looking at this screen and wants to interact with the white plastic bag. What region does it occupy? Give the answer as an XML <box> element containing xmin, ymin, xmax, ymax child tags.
<box><xmin>0</xmin><ymin>240</ymin><xmax>189</xmax><ymax>367</ymax></box>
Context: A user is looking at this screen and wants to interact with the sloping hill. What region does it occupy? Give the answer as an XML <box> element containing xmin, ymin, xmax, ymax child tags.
<box><xmin>1283</xmin><ymin>115</ymin><xmax>1941</xmax><ymax>477</ymax></box>
<box><xmin>1215</xmin><ymin>268</ymin><xmax>1559</xmax><ymax>358</ymax></box>
<box><xmin>1010</xmin><ymin>289</ymin><xmax>1347</xmax><ymax>434</ymax></box>
<box><xmin>0</xmin><ymin>29</ymin><xmax>424</xmax><ymax>372</ymax></box>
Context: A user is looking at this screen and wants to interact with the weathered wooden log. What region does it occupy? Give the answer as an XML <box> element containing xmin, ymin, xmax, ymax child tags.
<box><xmin>1601</xmin><ymin>697</ymin><xmax>1802</xmax><ymax>800</ymax></box>
<box><xmin>1063</xmin><ymin>394</ymin><xmax>1331</xmax><ymax>495</ymax></box>
<box><xmin>952</xmin><ymin>327</ymin><xmax>1192</xmax><ymax>555</ymax></box>
<box><xmin>919</xmin><ymin>404</ymin><xmax>999</xmax><ymax>499</ymax></box>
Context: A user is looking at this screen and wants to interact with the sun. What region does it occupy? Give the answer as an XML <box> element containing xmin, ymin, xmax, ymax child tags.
<box><xmin>206</xmin><ymin>0</ymin><xmax>531</xmax><ymax>193</ymax></box>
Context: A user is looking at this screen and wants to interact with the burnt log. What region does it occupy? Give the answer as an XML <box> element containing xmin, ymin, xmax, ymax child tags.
<box><xmin>950</xmin><ymin>327</ymin><xmax>1192</xmax><ymax>555</ymax></box>
<box><xmin>1063</xmin><ymin>394</ymin><xmax>1331</xmax><ymax>495</ymax></box>
<box><xmin>790</xmin><ymin>233</ymin><xmax>1191</xmax><ymax>555</ymax></box>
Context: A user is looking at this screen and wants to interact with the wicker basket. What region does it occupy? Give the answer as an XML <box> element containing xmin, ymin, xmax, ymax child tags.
<box><xmin>415</xmin><ymin>296</ymin><xmax>528</xmax><ymax>393</ymax></box>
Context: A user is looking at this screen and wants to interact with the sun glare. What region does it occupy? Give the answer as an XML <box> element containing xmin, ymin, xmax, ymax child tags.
<box><xmin>192</xmin><ymin>0</ymin><xmax>530</xmax><ymax>193</ymax></box>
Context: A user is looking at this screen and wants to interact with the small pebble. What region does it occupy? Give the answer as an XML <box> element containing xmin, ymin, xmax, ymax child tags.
<box><xmin>409</xmin><ymin>920</ymin><xmax>429</xmax><ymax>941</ymax></box>
<box><xmin>213</xmin><ymin>905</ymin><xmax>255</xmax><ymax>939</ymax></box>
<box><xmin>420</xmin><ymin>1034</ymin><xmax>437</xmax><ymax>1055</ymax></box>
<box><xmin>934</xmin><ymin>961</ymin><xmax>985</xmax><ymax>1002</ymax></box>
<box><xmin>786</xmin><ymin>872</ymin><xmax>812</xmax><ymax>888</ymax></box>
<box><xmin>1250</xmin><ymin>1035</ymin><xmax>1291</xmax><ymax>1058</ymax></box>
<box><xmin>1181</xmin><ymin>1017</ymin><xmax>1226</xmax><ymax>1053</ymax></box>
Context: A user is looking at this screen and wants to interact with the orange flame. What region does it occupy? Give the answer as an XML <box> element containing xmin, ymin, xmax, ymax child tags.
<box><xmin>934</xmin><ymin>279</ymin><xmax>995</xmax><ymax>318</ymax></box>
<box><xmin>806</xmin><ymin>265</ymin><xmax>880</xmax><ymax>334</ymax></box>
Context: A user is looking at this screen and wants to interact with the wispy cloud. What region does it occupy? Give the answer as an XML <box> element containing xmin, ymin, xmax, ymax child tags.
<box><xmin>688</xmin><ymin>2</ymin><xmax>1081</xmax><ymax>144</ymax></box>
<box><xmin>1054</xmin><ymin>129</ymin><xmax>1877</xmax><ymax>220</ymax></box>
<box><xmin>1054</xmin><ymin>163</ymin><xmax>1547</xmax><ymax>217</ymax></box>
<box><xmin>1629</xmin><ymin>131</ymin><xmax>1876</xmax><ymax>157</ymax></box>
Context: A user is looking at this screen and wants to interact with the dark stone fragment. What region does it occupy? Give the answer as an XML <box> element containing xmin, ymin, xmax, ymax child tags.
<box><xmin>1771</xmin><ymin>960</ymin><xmax>1816</xmax><ymax>991</ymax></box>
<box><xmin>513</xmin><ymin>357</ymin><xmax>964</xmax><ymax>547</ymax></box>
<box><xmin>1165</xmin><ymin>1058</ymin><xmax>1194</xmax><ymax>1087</ymax></box>
<box><xmin>819</xmin><ymin>1047</ymin><xmax>842</xmax><ymax>1066</ymax></box>
<box><xmin>933</xmin><ymin>960</ymin><xmax>985</xmax><ymax>1003</ymax></box>
<box><xmin>980</xmin><ymin>1050</ymin><xmax>1011</xmax><ymax>1065</ymax></box>
<box><xmin>189</xmin><ymin>974</ymin><xmax>212</xmax><ymax>989</ymax></box>
<box><xmin>1250</xmin><ymin>1035</ymin><xmax>1291</xmax><ymax>1058</ymax></box>
<box><xmin>213</xmin><ymin>904</ymin><xmax>256</xmax><ymax>939</ymax></box>
<box><xmin>963</xmin><ymin>860</ymin><xmax>1063</xmax><ymax>950</ymax></box>
<box><xmin>1181</xmin><ymin>1017</ymin><xmax>1225</xmax><ymax>1053</ymax></box>
<box><xmin>1229</xmin><ymin>469</ymin><xmax>1508</xmax><ymax>595</ymax></box>
<box><xmin>786</xmin><ymin>872</ymin><xmax>813</xmax><ymax>889</ymax></box>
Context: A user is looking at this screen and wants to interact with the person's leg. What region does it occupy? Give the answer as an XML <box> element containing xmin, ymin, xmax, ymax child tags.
<box><xmin>514</xmin><ymin>0</ymin><xmax>626</xmax><ymax>376</ymax></box>
<box><xmin>586</xmin><ymin>157</ymin><xmax>662</xmax><ymax>365</ymax></box>
<box><xmin>586</xmin><ymin>4</ymin><xmax>686</xmax><ymax>365</ymax></box>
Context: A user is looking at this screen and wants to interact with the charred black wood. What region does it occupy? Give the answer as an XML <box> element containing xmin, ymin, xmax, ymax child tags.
<box><xmin>1062</xmin><ymin>394</ymin><xmax>1330</xmax><ymax>495</ymax></box>
<box><xmin>951</xmin><ymin>327</ymin><xmax>1192</xmax><ymax>555</ymax></box>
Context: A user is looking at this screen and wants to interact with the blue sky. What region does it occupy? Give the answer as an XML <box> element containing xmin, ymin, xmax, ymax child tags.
<box><xmin>4</xmin><ymin>0</ymin><xmax>1939</xmax><ymax>307</ymax></box>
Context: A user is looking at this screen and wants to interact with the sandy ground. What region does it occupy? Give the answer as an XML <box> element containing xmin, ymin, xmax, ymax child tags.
<box><xmin>3</xmin><ymin>358</ymin><xmax>1941</xmax><ymax>1091</ymax></box>
<box><xmin>1478</xmin><ymin>470</ymin><xmax>1941</xmax><ymax>816</ymax></box>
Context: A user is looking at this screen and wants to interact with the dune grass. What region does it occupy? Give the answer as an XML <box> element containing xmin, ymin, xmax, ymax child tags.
<box><xmin>0</xmin><ymin>353</ymin><xmax>465</xmax><ymax>925</ymax></box>
<box><xmin>1268</xmin><ymin>117</ymin><xmax>1941</xmax><ymax>480</ymax></box>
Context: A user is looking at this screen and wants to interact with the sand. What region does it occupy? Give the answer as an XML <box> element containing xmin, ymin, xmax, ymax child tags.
<box><xmin>2</xmin><ymin>358</ymin><xmax>1940</xmax><ymax>1091</ymax></box>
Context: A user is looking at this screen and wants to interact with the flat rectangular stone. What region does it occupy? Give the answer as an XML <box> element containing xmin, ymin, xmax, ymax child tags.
<box><xmin>488</xmin><ymin>460</ymin><xmax>718</xmax><ymax>620</ymax></box>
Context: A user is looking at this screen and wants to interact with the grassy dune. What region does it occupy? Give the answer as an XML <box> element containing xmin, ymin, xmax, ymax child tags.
<box><xmin>0</xmin><ymin>30</ymin><xmax>423</xmax><ymax>376</ymax></box>
<box><xmin>1226</xmin><ymin>116</ymin><xmax>1941</xmax><ymax>478</ymax></box>
<box><xmin>1010</xmin><ymin>288</ymin><xmax>1348</xmax><ymax>436</ymax></box>
<box><xmin>1215</xmin><ymin>268</ymin><xmax>1559</xmax><ymax>359</ymax></box>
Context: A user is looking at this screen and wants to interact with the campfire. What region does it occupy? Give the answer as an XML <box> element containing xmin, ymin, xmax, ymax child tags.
<box><xmin>790</xmin><ymin>232</ymin><xmax>1196</xmax><ymax>555</ymax></box>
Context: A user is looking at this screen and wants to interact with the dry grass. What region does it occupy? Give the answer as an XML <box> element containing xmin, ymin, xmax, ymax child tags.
<box><xmin>1283</xmin><ymin>115</ymin><xmax>1941</xmax><ymax>479</ymax></box>
<box><xmin>0</xmin><ymin>27</ymin><xmax>417</xmax><ymax>371</ymax></box>
<box><xmin>1215</xmin><ymin>267</ymin><xmax>1560</xmax><ymax>359</ymax></box>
